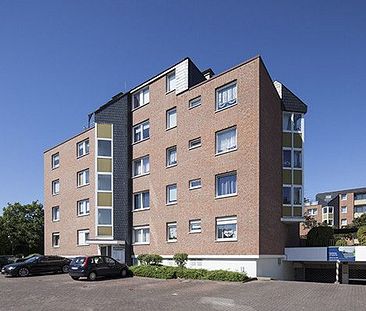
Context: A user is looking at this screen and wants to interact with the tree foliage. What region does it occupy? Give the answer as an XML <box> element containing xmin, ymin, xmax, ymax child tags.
<box><xmin>351</xmin><ymin>214</ymin><xmax>366</xmax><ymax>229</ymax></box>
<box><xmin>306</xmin><ymin>226</ymin><xmax>334</xmax><ymax>247</ymax></box>
<box><xmin>0</xmin><ymin>201</ymin><xmax>44</xmax><ymax>256</ymax></box>
<box><xmin>357</xmin><ymin>226</ymin><xmax>366</xmax><ymax>246</ymax></box>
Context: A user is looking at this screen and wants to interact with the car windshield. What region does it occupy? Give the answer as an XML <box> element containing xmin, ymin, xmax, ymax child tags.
<box><xmin>71</xmin><ymin>257</ymin><xmax>86</xmax><ymax>265</ymax></box>
<box><xmin>24</xmin><ymin>256</ymin><xmax>40</xmax><ymax>264</ymax></box>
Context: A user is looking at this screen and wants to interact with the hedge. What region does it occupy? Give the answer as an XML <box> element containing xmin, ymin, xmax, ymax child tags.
<box><xmin>137</xmin><ymin>254</ymin><xmax>163</xmax><ymax>266</ymax></box>
<box><xmin>130</xmin><ymin>265</ymin><xmax>248</xmax><ymax>282</ymax></box>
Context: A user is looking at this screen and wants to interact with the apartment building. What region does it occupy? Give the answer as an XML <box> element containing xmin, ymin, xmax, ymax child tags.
<box><xmin>44</xmin><ymin>55</ymin><xmax>307</xmax><ymax>278</ymax></box>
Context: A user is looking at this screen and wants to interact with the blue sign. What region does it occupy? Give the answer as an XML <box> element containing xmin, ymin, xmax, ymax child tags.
<box><xmin>328</xmin><ymin>246</ymin><xmax>355</xmax><ymax>262</ymax></box>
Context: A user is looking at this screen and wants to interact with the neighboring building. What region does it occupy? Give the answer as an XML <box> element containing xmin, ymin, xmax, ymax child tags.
<box><xmin>44</xmin><ymin>55</ymin><xmax>308</xmax><ymax>278</ymax></box>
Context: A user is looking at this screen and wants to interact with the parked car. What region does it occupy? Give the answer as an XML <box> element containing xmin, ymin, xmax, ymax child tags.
<box><xmin>0</xmin><ymin>255</ymin><xmax>16</xmax><ymax>269</ymax></box>
<box><xmin>68</xmin><ymin>255</ymin><xmax>129</xmax><ymax>281</ymax></box>
<box><xmin>14</xmin><ymin>253</ymin><xmax>42</xmax><ymax>263</ymax></box>
<box><xmin>1</xmin><ymin>255</ymin><xmax>71</xmax><ymax>277</ymax></box>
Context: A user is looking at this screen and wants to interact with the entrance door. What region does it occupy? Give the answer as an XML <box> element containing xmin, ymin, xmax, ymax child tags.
<box><xmin>112</xmin><ymin>246</ymin><xmax>125</xmax><ymax>263</ymax></box>
<box><xmin>100</xmin><ymin>245</ymin><xmax>112</xmax><ymax>257</ymax></box>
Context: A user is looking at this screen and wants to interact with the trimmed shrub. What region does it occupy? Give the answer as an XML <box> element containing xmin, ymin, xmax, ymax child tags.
<box><xmin>173</xmin><ymin>253</ymin><xmax>188</xmax><ymax>267</ymax></box>
<box><xmin>335</xmin><ymin>239</ymin><xmax>347</xmax><ymax>246</ymax></box>
<box><xmin>137</xmin><ymin>254</ymin><xmax>163</xmax><ymax>265</ymax></box>
<box><xmin>306</xmin><ymin>226</ymin><xmax>334</xmax><ymax>247</ymax></box>
<box><xmin>130</xmin><ymin>265</ymin><xmax>177</xmax><ymax>279</ymax></box>
<box><xmin>205</xmin><ymin>270</ymin><xmax>247</xmax><ymax>282</ymax></box>
<box><xmin>357</xmin><ymin>226</ymin><xmax>366</xmax><ymax>245</ymax></box>
<box><xmin>175</xmin><ymin>268</ymin><xmax>208</xmax><ymax>280</ymax></box>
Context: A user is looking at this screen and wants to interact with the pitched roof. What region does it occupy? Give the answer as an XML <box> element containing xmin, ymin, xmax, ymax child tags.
<box><xmin>274</xmin><ymin>81</ymin><xmax>308</xmax><ymax>113</ymax></box>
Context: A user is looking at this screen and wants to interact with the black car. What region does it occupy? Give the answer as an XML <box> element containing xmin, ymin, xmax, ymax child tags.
<box><xmin>14</xmin><ymin>253</ymin><xmax>42</xmax><ymax>263</ymax></box>
<box><xmin>1</xmin><ymin>255</ymin><xmax>71</xmax><ymax>277</ymax></box>
<box><xmin>68</xmin><ymin>255</ymin><xmax>128</xmax><ymax>281</ymax></box>
<box><xmin>0</xmin><ymin>255</ymin><xmax>16</xmax><ymax>269</ymax></box>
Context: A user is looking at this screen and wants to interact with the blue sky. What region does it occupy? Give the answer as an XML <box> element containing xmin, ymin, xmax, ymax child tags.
<box><xmin>0</xmin><ymin>0</ymin><xmax>365</xmax><ymax>211</ymax></box>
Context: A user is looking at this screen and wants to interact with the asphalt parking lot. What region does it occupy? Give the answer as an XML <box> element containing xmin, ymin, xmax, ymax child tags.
<box><xmin>1</xmin><ymin>273</ymin><xmax>366</xmax><ymax>311</ymax></box>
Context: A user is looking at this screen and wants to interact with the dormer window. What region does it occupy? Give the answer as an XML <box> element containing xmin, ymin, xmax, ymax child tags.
<box><xmin>166</xmin><ymin>71</ymin><xmax>176</xmax><ymax>92</ymax></box>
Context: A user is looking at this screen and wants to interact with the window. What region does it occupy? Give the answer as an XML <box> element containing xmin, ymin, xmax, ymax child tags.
<box><xmin>307</xmin><ymin>208</ymin><xmax>317</xmax><ymax>216</ymax></box>
<box><xmin>133</xmin><ymin>120</ymin><xmax>150</xmax><ymax>143</ymax></box>
<box><xmin>52</xmin><ymin>206</ymin><xmax>60</xmax><ymax>221</ymax></box>
<box><xmin>167</xmin><ymin>184</ymin><xmax>177</xmax><ymax>204</ymax></box>
<box><xmin>294</xmin><ymin>114</ymin><xmax>302</xmax><ymax>131</ymax></box>
<box><xmin>189</xmin><ymin>137</ymin><xmax>201</xmax><ymax>149</ymax></box>
<box><xmin>341</xmin><ymin>219</ymin><xmax>347</xmax><ymax>226</ymax></box>
<box><xmin>283</xmin><ymin>149</ymin><xmax>291</xmax><ymax>168</ymax></box>
<box><xmin>216</xmin><ymin>82</ymin><xmax>237</xmax><ymax>111</ymax></box>
<box><xmin>166</xmin><ymin>146</ymin><xmax>177</xmax><ymax>167</ymax></box>
<box><xmin>283</xmin><ymin>112</ymin><xmax>292</xmax><ymax>131</ymax></box>
<box><xmin>166</xmin><ymin>107</ymin><xmax>177</xmax><ymax>129</ymax></box>
<box><xmin>355</xmin><ymin>193</ymin><xmax>366</xmax><ymax>200</ymax></box>
<box><xmin>189</xmin><ymin>220</ymin><xmax>201</xmax><ymax>233</ymax></box>
<box><xmin>52</xmin><ymin>233</ymin><xmax>60</xmax><ymax>247</ymax></box>
<box><xmin>132</xmin><ymin>87</ymin><xmax>149</xmax><ymax>110</ymax></box>
<box><xmin>328</xmin><ymin>207</ymin><xmax>333</xmax><ymax>213</ymax></box>
<box><xmin>355</xmin><ymin>205</ymin><xmax>366</xmax><ymax>213</ymax></box>
<box><xmin>133</xmin><ymin>226</ymin><xmax>150</xmax><ymax>244</ymax></box>
<box><xmin>133</xmin><ymin>156</ymin><xmax>150</xmax><ymax>177</ymax></box>
<box><xmin>77</xmin><ymin>229</ymin><xmax>90</xmax><ymax>246</ymax></box>
<box><xmin>189</xmin><ymin>97</ymin><xmax>201</xmax><ymax>109</ymax></box>
<box><xmin>216</xmin><ymin>172</ymin><xmax>237</xmax><ymax>198</ymax></box>
<box><xmin>283</xmin><ymin>186</ymin><xmax>291</xmax><ymax>205</ymax></box>
<box><xmin>216</xmin><ymin>216</ymin><xmax>237</xmax><ymax>241</ymax></box>
<box><xmin>77</xmin><ymin>139</ymin><xmax>90</xmax><ymax>157</ymax></box>
<box><xmin>98</xmin><ymin>208</ymin><xmax>112</xmax><ymax>225</ymax></box>
<box><xmin>77</xmin><ymin>169</ymin><xmax>90</xmax><ymax>187</ymax></box>
<box><xmin>293</xmin><ymin>187</ymin><xmax>302</xmax><ymax>205</ymax></box>
<box><xmin>166</xmin><ymin>71</ymin><xmax>176</xmax><ymax>92</ymax></box>
<box><xmin>216</xmin><ymin>127</ymin><xmax>237</xmax><ymax>154</ymax></box>
<box><xmin>52</xmin><ymin>180</ymin><xmax>60</xmax><ymax>195</ymax></box>
<box><xmin>52</xmin><ymin>153</ymin><xmax>59</xmax><ymax>169</ymax></box>
<box><xmin>167</xmin><ymin>222</ymin><xmax>177</xmax><ymax>241</ymax></box>
<box><xmin>133</xmin><ymin>191</ymin><xmax>150</xmax><ymax>211</ymax></box>
<box><xmin>341</xmin><ymin>206</ymin><xmax>347</xmax><ymax>213</ymax></box>
<box><xmin>341</xmin><ymin>194</ymin><xmax>347</xmax><ymax>200</ymax></box>
<box><xmin>77</xmin><ymin>199</ymin><xmax>90</xmax><ymax>216</ymax></box>
<box><xmin>98</xmin><ymin>174</ymin><xmax>112</xmax><ymax>191</ymax></box>
<box><xmin>294</xmin><ymin>150</ymin><xmax>302</xmax><ymax>169</ymax></box>
<box><xmin>189</xmin><ymin>179</ymin><xmax>201</xmax><ymax>190</ymax></box>
<box><xmin>328</xmin><ymin>219</ymin><xmax>334</xmax><ymax>226</ymax></box>
<box><xmin>323</xmin><ymin>207</ymin><xmax>328</xmax><ymax>214</ymax></box>
<box><xmin>98</xmin><ymin>140</ymin><xmax>112</xmax><ymax>157</ymax></box>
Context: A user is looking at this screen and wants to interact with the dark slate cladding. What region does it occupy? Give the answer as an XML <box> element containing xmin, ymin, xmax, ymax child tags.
<box><xmin>94</xmin><ymin>94</ymin><xmax>132</xmax><ymax>264</ymax></box>
<box><xmin>281</xmin><ymin>84</ymin><xmax>308</xmax><ymax>113</ymax></box>
<box><xmin>188</xmin><ymin>59</ymin><xmax>206</xmax><ymax>87</ymax></box>
<box><xmin>316</xmin><ymin>187</ymin><xmax>366</xmax><ymax>206</ymax></box>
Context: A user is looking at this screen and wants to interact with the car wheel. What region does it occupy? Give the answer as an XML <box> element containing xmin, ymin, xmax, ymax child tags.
<box><xmin>88</xmin><ymin>271</ymin><xmax>97</xmax><ymax>281</ymax></box>
<box><xmin>62</xmin><ymin>265</ymin><xmax>69</xmax><ymax>273</ymax></box>
<box><xmin>71</xmin><ymin>276</ymin><xmax>80</xmax><ymax>280</ymax></box>
<box><xmin>18</xmin><ymin>268</ymin><xmax>29</xmax><ymax>277</ymax></box>
<box><xmin>120</xmin><ymin>268</ymin><xmax>128</xmax><ymax>278</ymax></box>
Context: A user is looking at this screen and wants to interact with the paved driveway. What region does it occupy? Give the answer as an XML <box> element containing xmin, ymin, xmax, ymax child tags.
<box><xmin>1</xmin><ymin>273</ymin><xmax>365</xmax><ymax>311</ymax></box>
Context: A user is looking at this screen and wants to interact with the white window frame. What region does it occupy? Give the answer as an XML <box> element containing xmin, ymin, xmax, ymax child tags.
<box><xmin>189</xmin><ymin>137</ymin><xmax>201</xmax><ymax>150</ymax></box>
<box><xmin>166</xmin><ymin>184</ymin><xmax>177</xmax><ymax>205</ymax></box>
<box><xmin>166</xmin><ymin>146</ymin><xmax>177</xmax><ymax>167</ymax></box>
<box><xmin>189</xmin><ymin>179</ymin><xmax>202</xmax><ymax>190</ymax></box>
<box><xmin>133</xmin><ymin>191</ymin><xmax>150</xmax><ymax>211</ymax></box>
<box><xmin>189</xmin><ymin>96</ymin><xmax>201</xmax><ymax>109</ymax></box>
<box><xmin>52</xmin><ymin>179</ymin><xmax>60</xmax><ymax>195</ymax></box>
<box><xmin>282</xmin><ymin>112</ymin><xmax>292</xmax><ymax>132</ymax></box>
<box><xmin>215</xmin><ymin>81</ymin><xmax>237</xmax><ymax>111</ymax></box>
<box><xmin>77</xmin><ymin>229</ymin><xmax>90</xmax><ymax>246</ymax></box>
<box><xmin>341</xmin><ymin>194</ymin><xmax>347</xmax><ymax>200</ymax></box>
<box><xmin>97</xmin><ymin>208</ymin><xmax>112</xmax><ymax>226</ymax></box>
<box><xmin>51</xmin><ymin>153</ymin><xmax>59</xmax><ymax>169</ymax></box>
<box><xmin>97</xmin><ymin>139</ymin><xmax>112</xmax><ymax>158</ymax></box>
<box><xmin>189</xmin><ymin>219</ymin><xmax>201</xmax><ymax>233</ymax></box>
<box><xmin>341</xmin><ymin>206</ymin><xmax>347</xmax><ymax>214</ymax></box>
<box><xmin>166</xmin><ymin>71</ymin><xmax>176</xmax><ymax>93</ymax></box>
<box><xmin>166</xmin><ymin>107</ymin><xmax>177</xmax><ymax>130</ymax></box>
<box><xmin>77</xmin><ymin>139</ymin><xmax>90</xmax><ymax>158</ymax></box>
<box><xmin>166</xmin><ymin>222</ymin><xmax>177</xmax><ymax>242</ymax></box>
<box><xmin>97</xmin><ymin>173</ymin><xmax>112</xmax><ymax>191</ymax></box>
<box><xmin>132</xmin><ymin>120</ymin><xmax>150</xmax><ymax>144</ymax></box>
<box><xmin>341</xmin><ymin>219</ymin><xmax>347</xmax><ymax>226</ymax></box>
<box><xmin>216</xmin><ymin>126</ymin><xmax>237</xmax><ymax>155</ymax></box>
<box><xmin>52</xmin><ymin>206</ymin><xmax>60</xmax><ymax>222</ymax></box>
<box><xmin>52</xmin><ymin>232</ymin><xmax>60</xmax><ymax>248</ymax></box>
<box><xmin>132</xmin><ymin>155</ymin><xmax>150</xmax><ymax>177</ymax></box>
<box><xmin>132</xmin><ymin>87</ymin><xmax>149</xmax><ymax>110</ymax></box>
<box><xmin>216</xmin><ymin>216</ymin><xmax>237</xmax><ymax>241</ymax></box>
<box><xmin>293</xmin><ymin>113</ymin><xmax>303</xmax><ymax>132</ymax></box>
<box><xmin>77</xmin><ymin>169</ymin><xmax>90</xmax><ymax>187</ymax></box>
<box><xmin>133</xmin><ymin>226</ymin><xmax>150</xmax><ymax>245</ymax></box>
<box><xmin>77</xmin><ymin>199</ymin><xmax>90</xmax><ymax>216</ymax></box>
<box><xmin>307</xmin><ymin>208</ymin><xmax>318</xmax><ymax>216</ymax></box>
<box><xmin>215</xmin><ymin>171</ymin><xmax>237</xmax><ymax>198</ymax></box>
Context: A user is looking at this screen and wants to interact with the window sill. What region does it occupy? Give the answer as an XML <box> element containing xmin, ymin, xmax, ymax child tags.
<box><xmin>52</xmin><ymin>246</ymin><xmax>60</xmax><ymax>248</ymax></box>
<box><xmin>77</xmin><ymin>213</ymin><xmax>90</xmax><ymax>217</ymax></box>
<box><xmin>132</xmin><ymin>242</ymin><xmax>150</xmax><ymax>246</ymax></box>
<box><xmin>77</xmin><ymin>183</ymin><xmax>90</xmax><ymax>189</ymax></box>
<box><xmin>77</xmin><ymin>244</ymin><xmax>90</xmax><ymax>247</ymax></box>
<box><xmin>166</xmin><ymin>125</ymin><xmax>177</xmax><ymax>132</ymax></box>
<box><xmin>132</xmin><ymin>173</ymin><xmax>150</xmax><ymax>179</ymax></box>
<box><xmin>215</xmin><ymin>102</ymin><xmax>237</xmax><ymax>113</ymax></box>
<box><xmin>166</xmin><ymin>202</ymin><xmax>177</xmax><ymax>206</ymax></box>
<box><xmin>189</xmin><ymin>231</ymin><xmax>201</xmax><ymax>234</ymax></box>
<box><xmin>165</xmin><ymin>90</ymin><xmax>175</xmax><ymax>95</ymax></box>
<box><xmin>52</xmin><ymin>193</ymin><xmax>59</xmax><ymax>196</ymax></box>
<box><xmin>77</xmin><ymin>153</ymin><xmax>90</xmax><ymax>159</ymax></box>
<box><xmin>52</xmin><ymin>220</ymin><xmax>60</xmax><ymax>223</ymax></box>
<box><xmin>215</xmin><ymin>239</ymin><xmax>237</xmax><ymax>243</ymax></box>
<box><xmin>52</xmin><ymin>166</ymin><xmax>59</xmax><ymax>170</ymax></box>
<box><xmin>166</xmin><ymin>164</ymin><xmax>177</xmax><ymax>169</ymax></box>
<box><xmin>131</xmin><ymin>102</ymin><xmax>149</xmax><ymax>112</ymax></box>
<box><xmin>215</xmin><ymin>148</ymin><xmax>237</xmax><ymax>157</ymax></box>
<box><xmin>189</xmin><ymin>145</ymin><xmax>201</xmax><ymax>150</ymax></box>
<box><xmin>132</xmin><ymin>208</ymin><xmax>150</xmax><ymax>213</ymax></box>
<box><xmin>189</xmin><ymin>186</ymin><xmax>202</xmax><ymax>190</ymax></box>
<box><xmin>132</xmin><ymin>137</ymin><xmax>150</xmax><ymax>146</ymax></box>
<box><xmin>167</xmin><ymin>240</ymin><xmax>177</xmax><ymax>243</ymax></box>
<box><xmin>215</xmin><ymin>193</ymin><xmax>238</xmax><ymax>200</ymax></box>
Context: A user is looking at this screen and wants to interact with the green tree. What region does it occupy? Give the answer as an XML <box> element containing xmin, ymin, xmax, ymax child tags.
<box><xmin>351</xmin><ymin>214</ymin><xmax>366</xmax><ymax>229</ymax></box>
<box><xmin>0</xmin><ymin>201</ymin><xmax>44</xmax><ymax>256</ymax></box>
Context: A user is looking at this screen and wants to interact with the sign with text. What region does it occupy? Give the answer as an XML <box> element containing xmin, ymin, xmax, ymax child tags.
<box><xmin>328</xmin><ymin>246</ymin><xmax>355</xmax><ymax>262</ymax></box>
